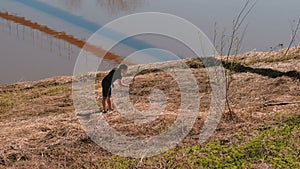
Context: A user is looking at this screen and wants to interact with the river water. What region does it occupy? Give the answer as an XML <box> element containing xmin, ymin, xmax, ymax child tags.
<box><xmin>0</xmin><ymin>0</ymin><xmax>299</xmax><ymax>84</ymax></box>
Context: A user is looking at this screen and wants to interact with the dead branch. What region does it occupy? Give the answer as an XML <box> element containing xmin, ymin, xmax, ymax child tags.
<box><xmin>264</xmin><ymin>101</ymin><xmax>300</xmax><ymax>107</ymax></box>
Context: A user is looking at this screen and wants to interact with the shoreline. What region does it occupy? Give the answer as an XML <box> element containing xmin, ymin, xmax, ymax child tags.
<box><xmin>1</xmin><ymin>46</ymin><xmax>299</xmax><ymax>87</ymax></box>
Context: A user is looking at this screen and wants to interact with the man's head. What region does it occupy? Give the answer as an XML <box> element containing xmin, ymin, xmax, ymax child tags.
<box><xmin>119</xmin><ymin>64</ymin><xmax>128</xmax><ymax>75</ymax></box>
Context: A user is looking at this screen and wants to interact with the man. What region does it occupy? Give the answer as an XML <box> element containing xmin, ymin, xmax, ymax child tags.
<box><xmin>101</xmin><ymin>64</ymin><xmax>129</xmax><ymax>113</ymax></box>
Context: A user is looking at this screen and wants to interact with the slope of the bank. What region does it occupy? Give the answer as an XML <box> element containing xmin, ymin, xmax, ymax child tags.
<box><xmin>0</xmin><ymin>47</ymin><xmax>299</xmax><ymax>168</ymax></box>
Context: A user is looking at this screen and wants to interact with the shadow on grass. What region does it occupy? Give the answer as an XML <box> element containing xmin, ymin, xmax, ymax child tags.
<box><xmin>192</xmin><ymin>57</ymin><xmax>300</xmax><ymax>81</ymax></box>
<box><xmin>77</xmin><ymin>111</ymin><xmax>101</xmax><ymax>119</ymax></box>
<box><xmin>221</xmin><ymin>60</ymin><xmax>300</xmax><ymax>80</ymax></box>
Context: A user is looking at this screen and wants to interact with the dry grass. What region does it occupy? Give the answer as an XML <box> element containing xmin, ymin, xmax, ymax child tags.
<box><xmin>222</xmin><ymin>46</ymin><xmax>300</xmax><ymax>65</ymax></box>
<box><xmin>0</xmin><ymin>48</ymin><xmax>300</xmax><ymax>168</ymax></box>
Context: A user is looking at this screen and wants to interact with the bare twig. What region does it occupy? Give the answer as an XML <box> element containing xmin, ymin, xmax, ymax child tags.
<box><xmin>284</xmin><ymin>17</ymin><xmax>300</xmax><ymax>56</ymax></box>
<box><xmin>220</xmin><ymin>28</ymin><xmax>226</xmax><ymax>56</ymax></box>
<box><xmin>224</xmin><ymin>0</ymin><xmax>256</xmax><ymax>121</ymax></box>
<box><xmin>227</xmin><ymin>0</ymin><xmax>257</xmax><ymax>56</ymax></box>
<box><xmin>213</xmin><ymin>22</ymin><xmax>218</xmax><ymax>51</ymax></box>
<box><xmin>233</xmin><ymin>24</ymin><xmax>249</xmax><ymax>56</ymax></box>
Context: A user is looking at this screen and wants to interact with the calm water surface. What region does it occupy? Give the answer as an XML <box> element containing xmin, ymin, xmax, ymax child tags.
<box><xmin>0</xmin><ymin>0</ymin><xmax>300</xmax><ymax>84</ymax></box>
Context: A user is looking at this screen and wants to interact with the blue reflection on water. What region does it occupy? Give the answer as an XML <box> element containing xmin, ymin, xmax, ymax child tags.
<box><xmin>13</xmin><ymin>0</ymin><xmax>156</xmax><ymax>54</ymax></box>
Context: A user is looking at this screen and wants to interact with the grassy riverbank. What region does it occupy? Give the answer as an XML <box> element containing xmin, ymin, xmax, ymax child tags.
<box><xmin>0</xmin><ymin>47</ymin><xmax>299</xmax><ymax>168</ymax></box>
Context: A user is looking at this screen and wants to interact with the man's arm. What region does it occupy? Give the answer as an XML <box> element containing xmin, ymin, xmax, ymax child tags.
<box><xmin>117</xmin><ymin>79</ymin><xmax>129</xmax><ymax>87</ymax></box>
